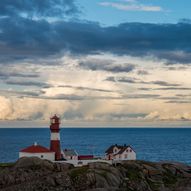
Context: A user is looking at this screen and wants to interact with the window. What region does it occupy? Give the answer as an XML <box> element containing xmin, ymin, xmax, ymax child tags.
<box><xmin>125</xmin><ymin>154</ymin><xmax>128</xmax><ymax>158</ymax></box>
<box><xmin>130</xmin><ymin>149</ymin><xmax>132</xmax><ymax>152</ymax></box>
<box><xmin>114</xmin><ymin>147</ymin><xmax>118</xmax><ymax>154</ymax></box>
<box><xmin>41</xmin><ymin>155</ymin><xmax>43</xmax><ymax>158</ymax></box>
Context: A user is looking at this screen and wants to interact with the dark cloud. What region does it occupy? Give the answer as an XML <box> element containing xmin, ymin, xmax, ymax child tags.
<box><xmin>43</xmin><ymin>94</ymin><xmax>122</xmax><ymax>101</ymax></box>
<box><xmin>5</xmin><ymin>80</ymin><xmax>51</xmax><ymax>88</ymax></box>
<box><xmin>158</xmin><ymin>96</ymin><xmax>180</xmax><ymax>100</ymax></box>
<box><xmin>176</xmin><ymin>94</ymin><xmax>191</xmax><ymax>97</ymax></box>
<box><xmin>0</xmin><ymin>71</ymin><xmax>39</xmax><ymax>79</ymax></box>
<box><xmin>166</xmin><ymin>100</ymin><xmax>191</xmax><ymax>104</ymax></box>
<box><xmin>166</xmin><ymin>66</ymin><xmax>189</xmax><ymax>71</ymax></box>
<box><xmin>150</xmin><ymin>81</ymin><xmax>180</xmax><ymax>87</ymax></box>
<box><xmin>0</xmin><ymin>0</ymin><xmax>78</xmax><ymax>18</ymax></box>
<box><xmin>156</xmin><ymin>87</ymin><xmax>191</xmax><ymax>91</ymax></box>
<box><xmin>122</xmin><ymin>94</ymin><xmax>160</xmax><ymax>99</ymax></box>
<box><xmin>0</xmin><ymin>89</ymin><xmax>41</xmax><ymax>97</ymax></box>
<box><xmin>48</xmin><ymin>94</ymin><xmax>85</xmax><ymax>101</ymax></box>
<box><xmin>139</xmin><ymin>87</ymin><xmax>191</xmax><ymax>91</ymax></box>
<box><xmin>137</xmin><ymin>70</ymin><xmax>149</xmax><ymax>75</ymax></box>
<box><xmin>1</xmin><ymin>11</ymin><xmax>191</xmax><ymax>64</ymax></box>
<box><xmin>79</xmin><ymin>59</ymin><xmax>135</xmax><ymax>73</ymax></box>
<box><xmin>157</xmin><ymin>51</ymin><xmax>191</xmax><ymax>64</ymax></box>
<box><xmin>106</xmin><ymin>76</ymin><xmax>180</xmax><ymax>86</ymax></box>
<box><xmin>106</xmin><ymin>76</ymin><xmax>138</xmax><ymax>83</ymax></box>
<box><xmin>58</xmin><ymin>85</ymin><xmax>116</xmax><ymax>93</ymax></box>
<box><xmin>26</xmin><ymin>93</ymin><xmax>161</xmax><ymax>101</ymax></box>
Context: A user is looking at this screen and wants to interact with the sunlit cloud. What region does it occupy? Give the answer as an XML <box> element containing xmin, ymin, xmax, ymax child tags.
<box><xmin>99</xmin><ymin>1</ymin><xmax>163</xmax><ymax>12</ymax></box>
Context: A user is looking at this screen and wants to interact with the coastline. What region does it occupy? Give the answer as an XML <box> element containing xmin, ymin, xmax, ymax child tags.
<box><xmin>1</xmin><ymin>157</ymin><xmax>191</xmax><ymax>191</ymax></box>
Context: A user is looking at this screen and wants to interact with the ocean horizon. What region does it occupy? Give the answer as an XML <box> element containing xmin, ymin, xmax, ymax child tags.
<box><xmin>1</xmin><ymin>127</ymin><xmax>191</xmax><ymax>164</ymax></box>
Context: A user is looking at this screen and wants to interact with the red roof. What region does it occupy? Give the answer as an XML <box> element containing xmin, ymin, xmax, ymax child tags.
<box><xmin>20</xmin><ymin>144</ymin><xmax>53</xmax><ymax>153</ymax></box>
<box><xmin>78</xmin><ymin>155</ymin><xmax>94</xmax><ymax>160</ymax></box>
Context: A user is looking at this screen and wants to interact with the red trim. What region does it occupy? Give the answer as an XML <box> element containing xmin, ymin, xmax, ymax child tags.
<box><xmin>78</xmin><ymin>155</ymin><xmax>94</xmax><ymax>160</ymax></box>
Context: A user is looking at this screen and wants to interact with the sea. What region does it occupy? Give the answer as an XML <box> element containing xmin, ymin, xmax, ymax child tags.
<box><xmin>0</xmin><ymin>128</ymin><xmax>191</xmax><ymax>164</ymax></box>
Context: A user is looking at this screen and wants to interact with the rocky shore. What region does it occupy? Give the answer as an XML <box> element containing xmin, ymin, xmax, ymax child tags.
<box><xmin>0</xmin><ymin>157</ymin><xmax>191</xmax><ymax>191</ymax></box>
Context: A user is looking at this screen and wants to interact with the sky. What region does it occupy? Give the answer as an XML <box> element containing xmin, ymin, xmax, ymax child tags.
<box><xmin>0</xmin><ymin>0</ymin><xmax>191</xmax><ymax>127</ymax></box>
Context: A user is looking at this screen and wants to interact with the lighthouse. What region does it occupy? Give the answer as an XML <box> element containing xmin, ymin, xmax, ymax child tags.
<box><xmin>50</xmin><ymin>115</ymin><xmax>62</xmax><ymax>160</ymax></box>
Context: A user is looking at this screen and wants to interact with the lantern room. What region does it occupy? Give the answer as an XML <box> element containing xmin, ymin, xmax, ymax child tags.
<box><xmin>50</xmin><ymin>114</ymin><xmax>60</xmax><ymax>124</ymax></box>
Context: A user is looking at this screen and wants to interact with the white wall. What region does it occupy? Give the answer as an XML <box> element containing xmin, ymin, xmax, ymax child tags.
<box><xmin>106</xmin><ymin>147</ymin><xmax>136</xmax><ymax>161</ymax></box>
<box><xmin>19</xmin><ymin>152</ymin><xmax>55</xmax><ymax>161</ymax></box>
<box><xmin>114</xmin><ymin>150</ymin><xmax>136</xmax><ymax>160</ymax></box>
<box><xmin>58</xmin><ymin>159</ymin><xmax>112</xmax><ymax>167</ymax></box>
<box><xmin>64</xmin><ymin>155</ymin><xmax>78</xmax><ymax>160</ymax></box>
<box><xmin>51</xmin><ymin>132</ymin><xmax>60</xmax><ymax>140</ymax></box>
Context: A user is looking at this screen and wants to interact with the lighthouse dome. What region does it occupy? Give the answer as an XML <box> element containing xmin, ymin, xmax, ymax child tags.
<box><xmin>50</xmin><ymin>114</ymin><xmax>60</xmax><ymax>124</ymax></box>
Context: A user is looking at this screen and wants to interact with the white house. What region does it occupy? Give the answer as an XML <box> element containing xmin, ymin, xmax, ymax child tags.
<box><xmin>62</xmin><ymin>149</ymin><xmax>78</xmax><ymax>160</ymax></box>
<box><xmin>19</xmin><ymin>142</ymin><xmax>55</xmax><ymax>161</ymax></box>
<box><xmin>105</xmin><ymin>144</ymin><xmax>136</xmax><ymax>161</ymax></box>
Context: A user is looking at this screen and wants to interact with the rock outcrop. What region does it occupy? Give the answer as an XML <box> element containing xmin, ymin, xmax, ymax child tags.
<box><xmin>0</xmin><ymin>157</ymin><xmax>191</xmax><ymax>191</ymax></box>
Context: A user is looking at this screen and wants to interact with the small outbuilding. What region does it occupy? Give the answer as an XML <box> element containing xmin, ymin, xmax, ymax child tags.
<box><xmin>19</xmin><ymin>142</ymin><xmax>55</xmax><ymax>161</ymax></box>
<box><xmin>105</xmin><ymin>144</ymin><xmax>136</xmax><ymax>160</ymax></box>
<box><xmin>62</xmin><ymin>149</ymin><xmax>78</xmax><ymax>160</ymax></box>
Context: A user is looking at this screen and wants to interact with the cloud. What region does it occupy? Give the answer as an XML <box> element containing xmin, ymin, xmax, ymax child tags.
<box><xmin>106</xmin><ymin>76</ymin><xmax>139</xmax><ymax>83</ymax></box>
<box><xmin>106</xmin><ymin>76</ymin><xmax>180</xmax><ymax>86</ymax></box>
<box><xmin>95</xmin><ymin>112</ymin><xmax>147</xmax><ymax>121</ymax></box>
<box><xmin>58</xmin><ymin>85</ymin><xmax>115</xmax><ymax>93</ymax></box>
<box><xmin>0</xmin><ymin>97</ymin><xmax>13</xmax><ymax>120</ymax></box>
<box><xmin>137</xmin><ymin>70</ymin><xmax>149</xmax><ymax>75</ymax></box>
<box><xmin>1</xmin><ymin>15</ymin><xmax>191</xmax><ymax>64</ymax></box>
<box><xmin>161</xmin><ymin>87</ymin><xmax>191</xmax><ymax>90</ymax></box>
<box><xmin>0</xmin><ymin>95</ymin><xmax>72</xmax><ymax>121</ymax></box>
<box><xmin>145</xmin><ymin>111</ymin><xmax>191</xmax><ymax>121</ymax></box>
<box><xmin>150</xmin><ymin>81</ymin><xmax>180</xmax><ymax>87</ymax></box>
<box><xmin>122</xmin><ymin>94</ymin><xmax>160</xmax><ymax>99</ymax></box>
<box><xmin>166</xmin><ymin>100</ymin><xmax>191</xmax><ymax>104</ymax></box>
<box><xmin>0</xmin><ymin>71</ymin><xmax>39</xmax><ymax>79</ymax></box>
<box><xmin>0</xmin><ymin>0</ymin><xmax>78</xmax><ymax>18</ymax></box>
<box><xmin>5</xmin><ymin>80</ymin><xmax>51</xmax><ymax>88</ymax></box>
<box><xmin>0</xmin><ymin>89</ymin><xmax>42</xmax><ymax>97</ymax></box>
<box><xmin>63</xmin><ymin>109</ymin><xmax>84</xmax><ymax>120</ymax></box>
<box><xmin>99</xmin><ymin>1</ymin><xmax>163</xmax><ymax>12</ymax></box>
<box><xmin>140</xmin><ymin>87</ymin><xmax>191</xmax><ymax>91</ymax></box>
<box><xmin>79</xmin><ymin>58</ymin><xmax>135</xmax><ymax>73</ymax></box>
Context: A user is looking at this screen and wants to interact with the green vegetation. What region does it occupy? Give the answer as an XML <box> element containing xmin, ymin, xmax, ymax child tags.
<box><xmin>69</xmin><ymin>166</ymin><xmax>88</xmax><ymax>180</ymax></box>
<box><xmin>96</xmin><ymin>171</ymin><xmax>108</xmax><ymax>179</ymax></box>
<box><xmin>124</xmin><ymin>166</ymin><xmax>141</xmax><ymax>181</ymax></box>
<box><xmin>147</xmin><ymin>179</ymin><xmax>162</xmax><ymax>190</ymax></box>
<box><xmin>163</xmin><ymin>171</ymin><xmax>177</xmax><ymax>187</ymax></box>
<box><xmin>0</xmin><ymin>162</ymin><xmax>14</xmax><ymax>167</ymax></box>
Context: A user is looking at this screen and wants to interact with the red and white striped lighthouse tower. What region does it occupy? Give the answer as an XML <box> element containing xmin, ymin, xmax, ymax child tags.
<box><xmin>50</xmin><ymin>115</ymin><xmax>62</xmax><ymax>160</ymax></box>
